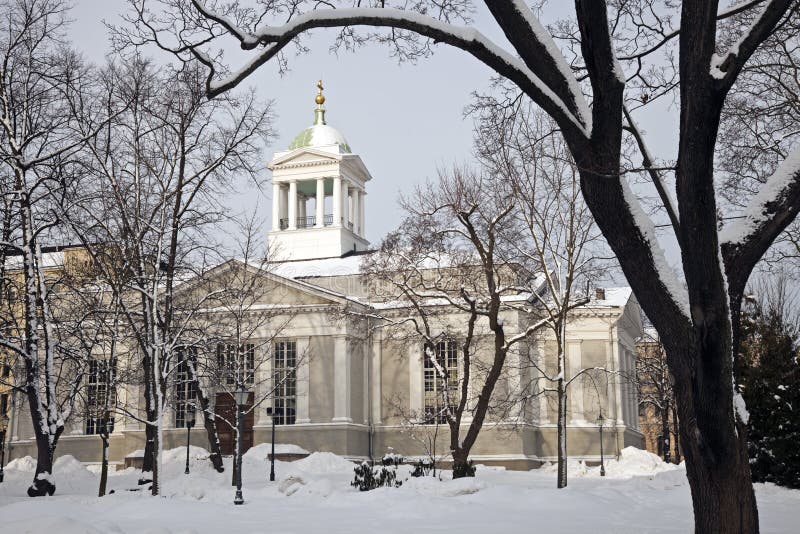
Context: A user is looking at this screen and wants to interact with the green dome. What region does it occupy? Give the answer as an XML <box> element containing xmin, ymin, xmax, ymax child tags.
<box><xmin>288</xmin><ymin>109</ymin><xmax>352</xmax><ymax>153</ymax></box>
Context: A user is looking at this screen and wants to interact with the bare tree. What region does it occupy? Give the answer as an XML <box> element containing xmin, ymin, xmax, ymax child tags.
<box><xmin>0</xmin><ymin>0</ymin><xmax>112</xmax><ymax>497</ymax></box>
<box><xmin>69</xmin><ymin>56</ymin><xmax>274</xmax><ymax>495</ymax></box>
<box><xmin>119</xmin><ymin>1</ymin><xmax>800</xmax><ymax>528</ymax></box>
<box><xmin>636</xmin><ymin>328</ymin><xmax>681</xmax><ymax>464</ymax></box>
<box><xmin>362</xmin><ymin>166</ymin><xmax>550</xmax><ymax>478</ymax></box>
<box><xmin>178</xmin><ymin>222</ymin><xmax>305</xmax><ymax>502</ymax></box>
<box><xmin>475</xmin><ymin>102</ymin><xmax>608</xmax><ymax>487</ymax></box>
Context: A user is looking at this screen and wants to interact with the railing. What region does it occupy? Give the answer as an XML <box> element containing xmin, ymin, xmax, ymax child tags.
<box><xmin>279</xmin><ymin>214</ymin><xmax>335</xmax><ymax>230</ymax></box>
<box><xmin>297</xmin><ymin>216</ymin><xmax>315</xmax><ymax>229</ymax></box>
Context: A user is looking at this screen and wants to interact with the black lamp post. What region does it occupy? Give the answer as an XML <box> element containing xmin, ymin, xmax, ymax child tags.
<box><xmin>0</xmin><ymin>413</ymin><xmax>8</xmax><ymax>483</ymax></box>
<box><xmin>597</xmin><ymin>411</ymin><xmax>606</xmax><ymax>477</ymax></box>
<box><xmin>184</xmin><ymin>406</ymin><xmax>196</xmax><ymax>475</ymax></box>
<box><xmin>233</xmin><ymin>387</ymin><xmax>248</xmax><ymax>505</ymax></box>
<box><xmin>266</xmin><ymin>406</ymin><xmax>276</xmax><ymax>482</ymax></box>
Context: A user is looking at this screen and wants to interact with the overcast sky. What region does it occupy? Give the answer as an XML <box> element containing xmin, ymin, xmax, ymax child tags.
<box><xmin>69</xmin><ymin>1</ymin><xmax>681</xmax><ymax>265</ymax></box>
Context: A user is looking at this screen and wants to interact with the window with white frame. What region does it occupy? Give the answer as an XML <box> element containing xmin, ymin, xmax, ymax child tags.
<box><xmin>216</xmin><ymin>343</ymin><xmax>255</xmax><ymax>386</ymax></box>
<box><xmin>272</xmin><ymin>340</ymin><xmax>296</xmax><ymax>425</ymax></box>
<box><xmin>174</xmin><ymin>347</ymin><xmax>197</xmax><ymax>428</ymax></box>
<box><xmin>423</xmin><ymin>339</ymin><xmax>459</xmax><ymax>424</ymax></box>
<box><xmin>85</xmin><ymin>360</ymin><xmax>115</xmax><ymax>435</ymax></box>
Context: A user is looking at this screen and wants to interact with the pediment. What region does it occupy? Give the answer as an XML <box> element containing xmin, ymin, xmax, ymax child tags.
<box><xmin>172</xmin><ymin>259</ymin><xmax>359</xmax><ymax>310</ymax></box>
<box><xmin>268</xmin><ymin>147</ymin><xmax>342</xmax><ymax>169</ymax></box>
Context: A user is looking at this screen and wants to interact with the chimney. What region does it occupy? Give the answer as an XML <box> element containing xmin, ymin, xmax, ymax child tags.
<box><xmin>595</xmin><ymin>288</ymin><xmax>606</xmax><ymax>300</ymax></box>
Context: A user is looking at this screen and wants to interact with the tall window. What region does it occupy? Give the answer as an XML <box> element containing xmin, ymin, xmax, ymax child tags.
<box><xmin>423</xmin><ymin>340</ymin><xmax>459</xmax><ymax>424</ymax></box>
<box><xmin>85</xmin><ymin>360</ymin><xmax>115</xmax><ymax>435</ymax></box>
<box><xmin>174</xmin><ymin>348</ymin><xmax>197</xmax><ymax>428</ymax></box>
<box><xmin>273</xmin><ymin>340</ymin><xmax>296</xmax><ymax>425</ymax></box>
<box><xmin>0</xmin><ymin>393</ymin><xmax>8</xmax><ymax>417</ymax></box>
<box><xmin>216</xmin><ymin>343</ymin><xmax>255</xmax><ymax>386</ymax></box>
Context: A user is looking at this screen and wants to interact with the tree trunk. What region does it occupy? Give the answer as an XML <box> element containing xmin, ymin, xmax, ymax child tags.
<box><xmin>451</xmin><ymin>448</ymin><xmax>473</xmax><ymax>479</ymax></box>
<box><xmin>557</xmin><ymin>376</ymin><xmax>567</xmax><ymax>489</ymax></box>
<box><xmin>99</xmin><ymin>435</ymin><xmax>109</xmax><ymax>497</ymax></box>
<box><xmin>670</xmin><ymin>342</ymin><xmax>758</xmax><ymax>533</ymax></box>
<box><xmin>186</xmin><ymin>364</ymin><xmax>224</xmax><ymax>472</ymax></box>
<box><xmin>150</xmin><ymin>425</ymin><xmax>160</xmax><ymax>496</ymax></box>
<box><xmin>672</xmin><ymin>404</ymin><xmax>681</xmax><ymax>464</ymax></box>
<box><xmin>139</xmin><ymin>350</ymin><xmax>155</xmax><ymax>485</ymax></box>
<box><xmin>25</xmin><ymin>386</ymin><xmax>56</xmax><ymax>497</ymax></box>
<box><xmin>661</xmin><ymin>397</ymin><xmax>671</xmax><ymax>463</ymax></box>
<box><xmin>27</xmin><ymin>439</ymin><xmax>55</xmax><ymax>497</ymax></box>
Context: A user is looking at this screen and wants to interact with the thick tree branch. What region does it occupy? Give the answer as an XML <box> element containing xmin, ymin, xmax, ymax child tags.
<box><xmin>711</xmin><ymin>0</ymin><xmax>797</xmax><ymax>90</ymax></box>
<box><xmin>483</xmin><ymin>0</ymin><xmax>590</xmax><ymax>127</ymax></box>
<box><xmin>721</xmin><ymin>146</ymin><xmax>800</xmax><ymax>299</ymax></box>
<box><xmin>190</xmin><ymin>2</ymin><xmax>589</xmax><ymax>138</ymax></box>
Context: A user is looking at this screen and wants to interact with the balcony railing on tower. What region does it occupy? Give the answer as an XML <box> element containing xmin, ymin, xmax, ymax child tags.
<box><xmin>279</xmin><ymin>215</ymin><xmax>335</xmax><ymax>230</ymax></box>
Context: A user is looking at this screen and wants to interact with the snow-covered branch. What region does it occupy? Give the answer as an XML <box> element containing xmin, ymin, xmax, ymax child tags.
<box><xmin>190</xmin><ymin>2</ymin><xmax>589</xmax><ymax>136</ymax></box>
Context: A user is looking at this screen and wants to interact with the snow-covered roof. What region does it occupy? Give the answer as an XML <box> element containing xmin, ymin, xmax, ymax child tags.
<box><xmin>589</xmin><ymin>287</ymin><xmax>633</xmax><ymax>308</ymax></box>
<box><xmin>272</xmin><ymin>254</ymin><xmax>364</xmax><ymax>279</ymax></box>
<box><xmin>3</xmin><ymin>251</ymin><xmax>65</xmax><ymax>270</ymax></box>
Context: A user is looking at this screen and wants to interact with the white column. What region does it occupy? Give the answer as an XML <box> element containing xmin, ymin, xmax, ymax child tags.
<box><xmin>288</xmin><ymin>181</ymin><xmax>297</xmax><ymax>230</ymax></box>
<box><xmin>507</xmin><ymin>343</ymin><xmax>523</xmax><ymax>422</ymax></box>
<box><xmin>341</xmin><ymin>180</ymin><xmax>349</xmax><ymax>228</ymax></box>
<box><xmin>348</xmin><ymin>185</ymin><xmax>355</xmax><ymax>229</ymax></box>
<box><xmin>371</xmin><ymin>329</ymin><xmax>383</xmax><ymax>424</ymax></box>
<box><xmin>359</xmin><ymin>191</ymin><xmax>366</xmax><ymax>237</ymax></box>
<box><xmin>611</xmin><ymin>330</ymin><xmax>624</xmax><ymax>425</ymax></box>
<box><xmin>296</xmin><ymin>336</ymin><xmax>311</xmax><ymax>424</ymax></box>
<box><xmin>333</xmin><ymin>176</ymin><xmax>342</xmax><ymax>227</ymax></box>
<box><xmin>605</xmin><ymin>338</ymin><xmax>619</xmax><ymax>425</ymax></box>
<box><xmin>408</xmin><ymin>343</ymin><xmax>423</xmax><ymax>418</ymax></box>
<box><xmin>362</xmin><ymin>341</ymin><xmax>370</xmax><ymax>424</ymax></box>
<box><xmin>272</xmin><ymin>182</ymin><xmax>281</xmax><ymax>231</ymax></box>
<box><xmin>568</xmin><ymin>340</ymin><xmax>585</xmax><ymax>423</ymax></box>
<box><xmin>332</xmin><ymin>335</ymin><xmax>351</xmax><ymax>422</ymax></box>
<box><xmin>351</xmin><ymin>187</ymin><xmax>359</xmax><ymax>233</ymax></box>
<box><xmin>256</xmin><ymin>350</ymin><xmax>273</xmax><ymax>426</ymax></box>
<box><xmin>315</xmin><ymin>178</ymin><xmax>325</xmax><ymax>227</ymax></box>
<box><xmin>298</xmin><ymin>194</ymin><xmax>306</xmax><ymax>223</ymax></box>
<box><xmin>534</xmin><ymin>344</ymin><xmax>549</xmax><ymax>424</ymax></box>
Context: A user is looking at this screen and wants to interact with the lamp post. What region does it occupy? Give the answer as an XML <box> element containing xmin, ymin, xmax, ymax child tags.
<box><xmin>597</xmin><ymin>411</ymin><xmax>606</xmax><ymax>477</ymax></box>
<box><xmin>266</xmin><ymin>406</ymin><xmax>276</xmax><ymax>482</ymax></box>
<box><xmin>184</xmin><ymin>406</ymin><xmax>196</xmax><ymax>475</ymax></box>
<box><xmin>0</xmin><ymin>413</ymin><xmax>8</xmax><ymax>483</ymax></box>
<box><xmin>233</xmin><ymin>387</ymin><xmax>248</xmax><ymax>505</ymax></box>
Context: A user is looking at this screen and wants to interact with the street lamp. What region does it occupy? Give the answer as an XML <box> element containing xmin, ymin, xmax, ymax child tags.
<box><xmin>266</xmin><ymin>406</ymin><xmax>276</xmax><ymax>482</ymax></box>
<box><xmin>0</xmin><ymin>413</ymin><xmax>9</xmax><ymax>483</ymax></box>
<box><xmin>597</xmin><ymin>411</ymin><xmax>606</xmax><ymax>477</ymax></box>
<box><xmin>184</xmin><ymin>406</ymin><xmax>196</xmax><ymax>475</ymax></box>
<box><xmin>233</xmin><ymin>387</ymin><xmax>248</xmax><ymax>505</ymax></box>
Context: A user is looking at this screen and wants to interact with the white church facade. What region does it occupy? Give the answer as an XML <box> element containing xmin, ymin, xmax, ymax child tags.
<box><xmin>4</xmin><ymin>84</ymin><xmax>644</xmax><ymax>471</ymax></box>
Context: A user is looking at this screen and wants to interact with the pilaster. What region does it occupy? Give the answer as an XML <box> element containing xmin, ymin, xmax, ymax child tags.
<box><xmin>332</xmin><ymin>335</ymin><xmax>351</xmax><ymax>422</ymax></box>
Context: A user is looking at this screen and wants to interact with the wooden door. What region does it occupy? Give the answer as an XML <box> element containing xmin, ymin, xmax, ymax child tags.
<box><xmin>215</xmin><ymin>392</ymin><xmax>254</xmax><ymax>455</ymax></box>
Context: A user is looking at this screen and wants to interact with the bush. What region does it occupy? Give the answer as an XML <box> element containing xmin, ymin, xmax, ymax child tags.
<box><xmin>410</xmin><ymin>458</ymin><xmax>434</xmax><ymax>478</ymax></box>
<box><xmin>351</xmin><ymin>462</ymin><xmax>402</xmax><ymax>491</ymax></box>
<box><xmin>381</xmin><ymin>452</ymin><xmax>404</xmax><ymax>467</ymax></box>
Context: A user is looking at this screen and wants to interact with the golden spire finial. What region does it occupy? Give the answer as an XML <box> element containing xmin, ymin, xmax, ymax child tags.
<box><xmin>315</xmin><ymin>80</ymin><xmax>325</xmax><ymax>106</ymax></box>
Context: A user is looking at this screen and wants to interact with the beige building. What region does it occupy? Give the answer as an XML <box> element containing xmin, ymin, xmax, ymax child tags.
<box><xmin>5</xmin><ymin>93</ymin><xmax>644</xmax><ymax>471</ymax></box>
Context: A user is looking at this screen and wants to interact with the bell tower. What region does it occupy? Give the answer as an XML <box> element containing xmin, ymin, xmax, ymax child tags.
<box><xmin>267</xmin><ymin>81</ymin><xmax>371</xmax><ymax>261</ymax></box>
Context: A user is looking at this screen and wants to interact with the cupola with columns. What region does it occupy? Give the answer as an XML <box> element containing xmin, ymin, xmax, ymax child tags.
<box><xmin>267</xmin><ymin>81</ymin><xmax>371</xmax><ymax>260</ymax></box>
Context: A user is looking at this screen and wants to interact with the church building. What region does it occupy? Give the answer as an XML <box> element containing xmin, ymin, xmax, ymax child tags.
<box><xmin>4</xmin><ymin>84</ymin><xmax>644</xmax><ymax>471</ymax></box>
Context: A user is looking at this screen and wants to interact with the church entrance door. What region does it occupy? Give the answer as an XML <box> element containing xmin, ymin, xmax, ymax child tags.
<box><xmin>214</xmin><ymin>392</ymin><xmax>255</xmax><ymax>455</ymax></box>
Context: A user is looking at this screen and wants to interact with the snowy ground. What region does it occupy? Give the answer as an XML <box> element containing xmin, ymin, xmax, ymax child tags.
<box><xmin>0</xmin><ymin>445</ymin><xmax>797</xmax><ymax>534</ymax></box>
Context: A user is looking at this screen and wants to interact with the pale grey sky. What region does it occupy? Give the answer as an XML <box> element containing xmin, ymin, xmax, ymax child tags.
<box><xmin>69</xmin><ymin>1</ymin><xmax>680</xmax><ymax>259</ymax></box>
